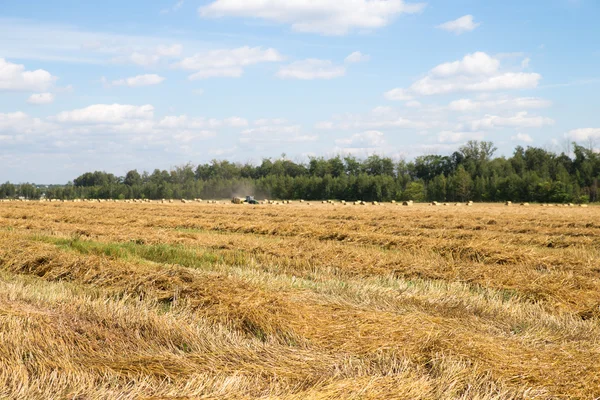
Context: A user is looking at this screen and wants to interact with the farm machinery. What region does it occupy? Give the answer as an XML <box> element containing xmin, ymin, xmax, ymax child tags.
<box><xmin>232</xmin><ymin>195</ymin><xmax>259</xmax><ymax>205</ymax></box>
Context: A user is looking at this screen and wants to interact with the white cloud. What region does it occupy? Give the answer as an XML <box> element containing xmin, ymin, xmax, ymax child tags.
<box><xmin>511</xmin><ymin>133</ymin><xmax>534</xmax><ymax>143</ymax></box>
<box><xmin>567</xmin><ymin>128</ymin><xmax>600</xmax><ymax>141</ymax></box>
<box><xmin>199</xmin><ymin>0</ymin><xmax>426</xmax><ymax>35</ymax></box>
<box><xmin>156</xmin><ymin>44</ymin><xmax>183</xmax><ymax>57</ymax></box>
<box><xmin>110</xmin><ymin>74</ymin><xmax>165</xmax><ymax>87</ymax></box>
<box><xmin>112</xmin><ymin>44</ymin><xmax>183</xmax><ymax>66</ymax></box>
<box><xmin>189</xmin><ymin>68</ymin><xmax>244</xmax><ymax>80</ymax></box>
<box><xmin>224</xmin><ymin>117</ymin><xmax>249</xmax><ymax>127</ymax></box>
<box><xmin>431</xmin><ymin>52</ymin><xmax>498</xmax><ymax>77</ymax></box>
<box><xmin>0</xmin><ymin>112</ymin><xmax>54</xmax><ymax>134</ymax></box>
<box><xmin>437</xmin><ymin>15</ymin><xmax>480</xmax><ymax>34</ymax></box>
<box><xmin>468</xmin><ymin>111</ymin><xmax>554</xmax><ymax>131</ymax></box>
<box><xmin>437</xmin><ymin>130</ymin><xmax>484</xmax><ymax>143</ymax></box>
<box><xmin>54</xmin><ymin>104</ymin><xmax>155</xmax><ymax>124</ymax></box>
<box><xmin>315</xmin><ymin>121</ymin><xmax>335</xmax><ymax>130</ymax></box>
<box><xmin>27</xmin><ymin>92</ymin><xmax>55</xmax><ymax>105</ymax></box>
<box><xmin>345</xmin><ymin>51</ymin><xmax>370</xmax><ymax>63</ymax></box>
<box><xmin>176</xmin><ymin>46</ymin><xmax>283</xmax><ymax>79</ymax></box>
<box><xmin>317</xmin><ymin>107</ymin><xmax>431</xmax><ymax>131</ymax></box>
<box><xmin>209</xmin><ymin>146</ymin><xmax>238</xmax><ymax>156</ymax></box>
<box><xmin>336</xmin><ymin>130</ymin><xmax>386</xmax><ymax>147</ymax></box>
<box><xmin>386</xmin><ymin>52</ymin><xmax>541</xmax><ymax>98</ymax></box>
<box><xmin>277</xmin><ymin>59</ymin><xmax>345</xmax><ymax>80</ymax></box>
<box><xmin>405</xmin><ymin>100</ymin><xmax>422</xmax><ymax>108</ymax></box>
<box><xmin>240</xmin><ymin>124</ymin><xmax>316</xmax><ymax>144</ymax></box>
<box><xmin>333</xmin><ymin>131</ymin><xmax>390</xmax><ymax>157</ymax></box>
<box><xmin>0</xmin><ymin>58</ymin><xmax>57</xmax><ymax>91</ymax></box>
<box><xmin>254</xmin><ymin>118</ymin><xmax>287</xmax><ymax>126</ymax></box>
<box><xmin>173</xmin><ymin>130</ymin><xmax>216</xmax><ymax>143</ymax></box>
<box><xmin>161</xmin><ymin>0</ymin><xmax>185</xmax><ymax>14</ymax></box>
<box><xmin>521</xmin><ymin>57</ymin><xmax>531</xmax><ymax>68</ymax></box>
<box><xmin>384</xmin><ymin>88</ymin><xmax>413</xmax><ymax>101</ymax></box>
<box><xmin>448</xmin><ymin>96</ymin><xmax>552</xmax><ymax>112</ymax></box>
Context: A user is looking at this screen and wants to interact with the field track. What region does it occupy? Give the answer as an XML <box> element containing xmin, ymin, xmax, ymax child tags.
<box><xmin>0</xmin><ymin>201</ymin><xmax>599</xmax><ymax>399</ymax></box>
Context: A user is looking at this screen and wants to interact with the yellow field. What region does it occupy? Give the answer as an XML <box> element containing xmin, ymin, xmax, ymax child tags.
<box><xmin>0</xmin><ymin>201</ymin><xmax>599</xmax><ymax>399</ymax></box>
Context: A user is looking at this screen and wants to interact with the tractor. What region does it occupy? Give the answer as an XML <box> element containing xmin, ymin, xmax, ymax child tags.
<box><xmin>231</xmin><ymin>196</ymin><xmax>259</xmax><ymax>205</ymax></box>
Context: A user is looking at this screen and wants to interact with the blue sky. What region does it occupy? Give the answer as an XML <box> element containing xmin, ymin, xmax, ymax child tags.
<box><xmin>1</xmin><ymin>0</ymin><xmax>599</xmax><ymax>183</ymax></box>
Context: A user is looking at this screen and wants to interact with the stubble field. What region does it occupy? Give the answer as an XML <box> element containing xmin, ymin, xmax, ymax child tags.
<box><xmin>0</xmin><ymin>201</ymin><xmax>599</xmax><ymax>399</ymax></box>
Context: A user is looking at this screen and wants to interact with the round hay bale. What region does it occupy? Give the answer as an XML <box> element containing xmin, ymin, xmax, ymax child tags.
<box><xmin>521</xmin><ymin>202</ymin><xmax>530</xmax><ymax>206</ymax></box>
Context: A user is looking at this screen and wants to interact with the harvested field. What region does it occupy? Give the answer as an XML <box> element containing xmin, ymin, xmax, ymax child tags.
<box><xmin>0</xmin><ymin>201</ymin><xmax>599</xmax><ymax>399</ymax></box>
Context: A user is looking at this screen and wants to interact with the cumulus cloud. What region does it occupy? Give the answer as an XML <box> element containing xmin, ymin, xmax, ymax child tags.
<box><xmin>199</xmin><ymin>0</ymin><xmax>426</xmax><ymax>35</ymax></box>
<box><xmin>437</xmin><ymin>130</ymin><xmax>484</xmax><ymax>143</ymax></box>
<box><xmin>386</xmin><ymin>52</ymin><xmax>542</xmax><ymax>98</ymax></box>
<box><xmin>0</xmin><ymin>112</ymin><xmax>54</xmax><ymax>133</ymax></box>
<box><xmin>176</xmin><ymin>46</ymin><xmax>283</xmax><ymax>79</ymax></box>
<box><xmin>567</xmin><ymin>128</ymin><xmax>600</xmax><ymax>141</ymax></box>
<box><xmin>511</xmin><ymin>133</ymin><xmax>534</xmax><ymax>143</ymax></box>
<box><xmin>384</xmin><ymin>88</ymin><xmax>413</xmax><ymax>101</ymax></box>
<box><xmin>316</xmin><ymin>107</ymin><xmax>430</xmax><ymax>131</ymax></box>
<box><xmin>333</xmin><ymin>131</ymin><xmax>390</xmax><ymax>156</ymax></box>
<box><xmin>161</xmin><ymin>0</ymin><xmax>184</xmax><ymax>14</ymax></box>
<box><xmin>277</xmin><ymin>59</ymin><xmax>345</xmax><ymax>80</ymax></box>
<box><xmin>54</xmin><ymin>104</ymin><xmax>155</xmax><ymax>124</ymax></box>
<box><xmin>27</xmin><ymin>92</ymin><xmax>55</xmax><ymax>105</ymax></box>
<box><xmin>345</xmin><ymin>51</ymin><xmax>370</xmax><ymax>63</ymax></box>
<box><xmin>240</xmin><ymin>124</ymin><xmax>317</xmax><ymax>144</ymax></box>
<box><xmin>112</xmin><ymin>44</ymin><xmax>183</xmax><ymax>66</ymax></box>
<box><xmin>0</xmin><ymin>58</ymin><xmax>57</xmax><ymax>92</ymax></box>
<box><xmin>336</xmin><ymin>130</ymin><xmax>386</xmax><ymax>147</ymax></box>
<box><xmin>448</xmin><ymin>96</ymin><xmax>552</xmax><ymax>112</ymax></box>
<box><xmin>437</xmin><ymin>15</ymin><xmax>480</xmax><ymax>34</ymax></box>
<box><xmin>110</xmin><ymin>74</ymin><xmax>165</xmax><ymax>87</ymax></box>
<box><xmin>254</xmin><ymin>118</ymin><xmax>287</xmax><ymax>126</ymax></box>
<box><xmin>467</xmin><ymin>111</ymin><xmax>554</xmax><ymax>131</ymax></box>
<box><xmin>224</xmin><ymin>117</ymin><xmax>249</xmax><ymax>127</ymax></box>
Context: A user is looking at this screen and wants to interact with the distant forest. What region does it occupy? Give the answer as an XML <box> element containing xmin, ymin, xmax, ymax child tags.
<box><xmin>2</xmin><ymin>141</ymin><xmax>600</xmax><ymax>203</ymax></box>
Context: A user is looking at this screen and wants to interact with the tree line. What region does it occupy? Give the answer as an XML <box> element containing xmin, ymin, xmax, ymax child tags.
<box><xmin>2</xmin><ymin>141</ymin><xmax>600</xmax><ymax>203</ymax></box>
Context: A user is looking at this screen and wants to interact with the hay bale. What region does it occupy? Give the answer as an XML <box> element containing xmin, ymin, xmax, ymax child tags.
<box><xmin>505</xmin><ymin>201</ymin><xmax>512</xmax><ymax>206</ymax></box>
<box><xmin>431</xmin><ymin>201</ymin><xmax>439</xmax><ymax>206</ymax></box>
<box><xmin>521</xmin><ymin>202</ymin><xmax>530</xmax><ymax>206</ymax></box>
<box><xmin>580</xmin><ymin>204</ymin><xmax>589</xmax><ymax>208</ymax></box>
<box><xmin>402</xmin><ymin>201</ymin><xmax>413</xmax><ymax>206</ymax></box>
